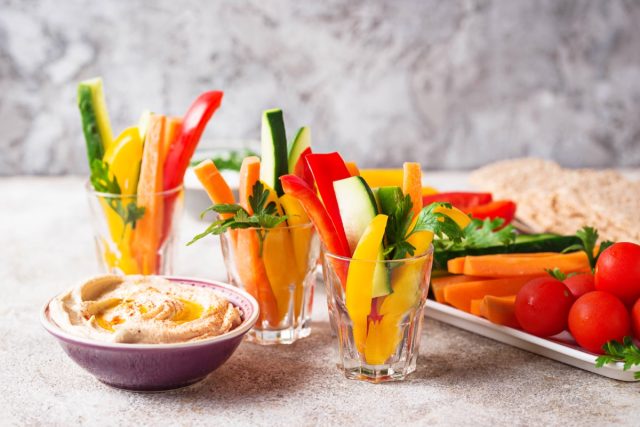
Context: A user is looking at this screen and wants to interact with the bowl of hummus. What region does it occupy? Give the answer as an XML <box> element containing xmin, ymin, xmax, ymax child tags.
<box><xmin>41</xmin><ymin>275</ymin><xmax>259</xmax><ymax>391</ymax></box>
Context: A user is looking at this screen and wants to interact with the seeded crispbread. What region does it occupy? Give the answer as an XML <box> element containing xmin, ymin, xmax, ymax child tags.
<box><xmin>469</xmin><ymin>158</ymin><xmax>640</xmax><ymax>243</ymax></box>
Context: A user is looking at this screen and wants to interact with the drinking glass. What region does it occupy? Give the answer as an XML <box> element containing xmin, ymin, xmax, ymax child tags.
<box><xmin>323</xmin><ymin>247</ymin><xmax>433</xmax><ymax>382</ymax></box>
<box><xmin>86</xmin><ymin>183</ymin><xmax>184</xmax><ymax>275</ymax></box>
<box><xmin>219</xmin><ymin>224</ymin><xmax>320</xmax><ymax>344</ymax></box>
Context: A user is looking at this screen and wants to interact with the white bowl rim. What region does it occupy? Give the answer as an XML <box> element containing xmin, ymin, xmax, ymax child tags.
<box><xmin>40</xmin><ymin>276</ymin><xmax>260</xmax><ymax>350</ymax></box>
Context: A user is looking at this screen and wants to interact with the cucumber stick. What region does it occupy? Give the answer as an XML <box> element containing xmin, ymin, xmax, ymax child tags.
<box><xmin>288</xmin><ymin>127</ymin><xmax>311</xmax><ymax>173</ymax></box>
<box><xmin>260</xmin><ymin>109</ymin><xmax>289</xmax><ymax>196</ymax></box>
<box><xmin>376</xmin><ymin>186</ymin><xmax>404</xmax><ymax>216</ymax></box>
<box><xmin>334</xmin><ymin>176</ymin><xmax>392</xmax><ymax>297</ymax></box>
<box><xmin>77</xmin><ymin>77</ymin><xmax>114</xmax><ymax>164</ymax></box>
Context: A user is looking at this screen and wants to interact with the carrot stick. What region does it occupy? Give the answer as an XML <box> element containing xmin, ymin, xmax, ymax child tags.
<box><xmin>462</xmin><ymin>252</ymin><xmax>590</xmax><ymax>277</ymax></box>
<box><xmin>470</xmin><ymin>299</ymin><xmax>482</xmax><ymax>316</ymax></box>
<box><xmin>239</xmin><ymin>156</ymin><xmax>261</xmax><ymax>214</ymax></box>
<box><xmin>235</xmin><ymin>229</ymin><xmax>280</xmax><ymax>325</ymax></box>
<box><xmin>193</xmin><ymin>160</ymin><xmax>235</xmax><ymax>218</ymax></box>
<box><xmin>431</xmin><ymin>275</ymin><xmax>489</xmax><ymax>303</ymax></box>
<box><xmin>345</xmin><ymin>161</ymin><xmax>360</xmax><ymax>177</ymax></box>
<box><xmin>402</xmin><ymin>162</ymin><xmax>422</xmax><ymax>217</ymax></box>
<box><xmin>132</xmin><ymin>114</ymin><xmax>165</xmax><ymax>274</ymax></box>
<box><xmin>162</xmin><ymin>116</ymin><xmax>182</xmax><ymax>162</ymax></box>
<box><xmin>443</xmin><ymin>276</ymin><xmax>537</xmax><ymax>312</ymax></box>
<box><xmin>447</xmin><ymin>257</ymin><xmax>466</xmax><ymax>274</ymax></box>
<box><xmin>480</xmin><ymin>295</ymin><xmax>519</xmax><ymax>328</ymax></box>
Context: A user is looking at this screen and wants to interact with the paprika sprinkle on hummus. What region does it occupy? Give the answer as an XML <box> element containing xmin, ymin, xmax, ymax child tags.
<box><xmin>49</xmin><ymin>275</ymin><xmax>242</xmax><ymax>344</ymax></box>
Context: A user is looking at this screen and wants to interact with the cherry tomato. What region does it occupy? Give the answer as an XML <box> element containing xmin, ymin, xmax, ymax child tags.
<box><xmin>568</xmin><ymin>291</ymin><xmax>630</xmax><ymax>354</ymax></box>
<box><xmin>595</xmin><ymin>242</ymin><xmax>640</xmax><ymax>306</ymax></box>
<box><xmin>563</xmin><ymin>273</ymin><xmax>595</xmax><ymax>299</ymax></box>
<box><xmin>515</xmin><ymin>277</ymin><xmax>574</xmax><ymax>337</ymax></box>
<box><xmin>632</xmin><ymin>299</ymin><xmax>640</xmax><ymax>341</ymax></box>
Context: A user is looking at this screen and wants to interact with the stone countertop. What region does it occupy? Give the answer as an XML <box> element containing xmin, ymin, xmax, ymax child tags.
<box><xmin>2</xmin><ymin>176</ymin><xmax>639</xmax><ymax>426</ymax></box>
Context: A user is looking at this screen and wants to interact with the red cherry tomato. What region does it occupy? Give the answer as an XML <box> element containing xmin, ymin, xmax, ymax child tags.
<box><xmin>563</xmin><ymin>273</ymin><xmax>595</xmax><ymax>299</ymax></box>
<box><xmin>568</xmin><ymin>291</ymin><xmax>630</xmax><ymax>354</ymax></box>
<box><xmin>515</xmin><ymin>277</ymin><xmax>574</xmax><ymax>337</ymax></box>
<box><xmin>595</xmin><ymin>242</ymin><xmax>640</xmax><ymax>306</ymax></box>
<box><xmin>632</xmin><ymin>299</ymin><xmax>640</xmax><ymax>341</ymax></box>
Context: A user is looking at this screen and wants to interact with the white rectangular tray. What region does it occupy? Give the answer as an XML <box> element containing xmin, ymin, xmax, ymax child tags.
<box><xmin>425</xmin><ymin>300</ymin><xmax>640</xmax><ymax>381</ymax></box>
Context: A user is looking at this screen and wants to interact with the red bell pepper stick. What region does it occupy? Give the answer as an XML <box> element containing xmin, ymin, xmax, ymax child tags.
<box><xmin>422</xmin><ymin>192</ymin><xmax>493</xmax><ymax>210</ymax></box>
<box><xmin>160</xmin><ymin>91</ymin><xmax>223</xmax><ymax>246</ymax></box>
<box><xmin>281</xmin><ymin>174</ymin><xmax>350</xmax><ymax>287</ymax></box>
<box><xmin>305</xmin><ymin>152</ymin><xmax>351</xmax><ymax>255</ymax></box>
<box><xmin>280</xmin><ymin>174</ymin><xmax>350</xmax><ymax>257</ymax></box>
<box><xmin>163</xmin><ymin>91</ymin><xmax>224</xmax><ymax>190</ymax></box>
<box><xmin>293</xmin><ymin>147</ymin><xmax>314</xmax><ymax>188</ymax></box>
<box><xmin>464</xmin><ymin>200</ymin><xmax>517</xmax><ymax>225</ymax></box>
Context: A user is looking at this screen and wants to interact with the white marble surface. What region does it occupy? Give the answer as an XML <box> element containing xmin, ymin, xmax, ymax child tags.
<box><xmin>2</xmin><ymin>175</ymin><xmax>640</xmax><ymax>426</ymax></box>
<box><xmin>2</xmin><ymin>0</ymin><xmax>640</xmax><ymax>175</ymax></box>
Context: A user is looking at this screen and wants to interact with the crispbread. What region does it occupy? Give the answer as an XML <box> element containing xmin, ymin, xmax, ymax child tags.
<box><xmin>469</xmin><ymin>158</ymin><xmax>640</xmax><ymax>243</ymax></box>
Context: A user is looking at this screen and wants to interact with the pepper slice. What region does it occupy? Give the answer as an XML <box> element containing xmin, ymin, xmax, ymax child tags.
<box><xmin>163</xmin><ymin>91</ymin><xmax>224</xmax><ymax>190</ymax></box>
<box><xmin>280</xmin><ymin>174</ymin><xmax>350</xmax><ymax>258</ymax></box>
<box><xmin>292</xmin><ymin>147</ymin><xmax>314</xmax><ymax>188</ymax></box>
<box><xmin>422</xmin><ymin>192</ymin><xmax>493</xmax><ymax>210</ymax></box>
<box><xmin>160</xmin><ymin>91</ymin><xmax>223</xmax><ymax>244</ymax></box>
<box><xmin>345</xmin><ymin>214</ymin><xmax>388</xmax><ymax>354</ymax></box>
<box><xmin>305</xmin><ymin>152</ymin><xmax>351</xmax><ymax>255</ymax></box>
<box><xmin>464</xmin><ymin>200</ymin><xmax>517</xmax><ymax>225</ymax></box>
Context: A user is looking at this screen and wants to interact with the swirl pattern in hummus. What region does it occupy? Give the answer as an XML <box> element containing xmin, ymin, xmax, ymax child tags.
<box><xmin>49</xmin><ymin>275</ymin><xmax>242</xmax><ymax>344</ymax></box>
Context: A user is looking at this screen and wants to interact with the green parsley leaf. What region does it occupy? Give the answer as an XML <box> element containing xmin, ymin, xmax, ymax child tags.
<box><xmin>411</xmin><ymin>203</ymin><xmax>465</xmax><ymax>242</ymax></box>
<box><xmin>568</xmin><ymin>226</ymin><xmax>615</xmax><ymax>271</ymax></box>
<box><xmin>382</xmin><ymin>199</ymin><xmax>465</xmax><ymax>260</ymax></box>
<box><xmin>595</xmin><ymin>337</ymin><xmax>640</xmax><ymax>379</ymax></box>
<box><xmin>90</xmin><ymin>159</ymin><xmax>146</xmax><ymax>232</ymax></box>
<box><xmin>188</xmin><ymin>181</ymin><xmax>287</xmax><ymax>257</ymax></box>
<box><xmin>433</xmin><ymin>217</ymin><xmax>516</xmax><ymax>253</ymax></box>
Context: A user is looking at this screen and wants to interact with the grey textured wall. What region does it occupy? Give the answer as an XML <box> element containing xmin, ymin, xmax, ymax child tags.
<box><xmin>1</xmin><ymin>0</ymin><xmax>640</xmax><ymax>175</ymax></box>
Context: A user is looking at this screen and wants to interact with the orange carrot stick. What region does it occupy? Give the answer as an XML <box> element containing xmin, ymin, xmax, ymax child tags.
<box><xmin>238</xmin><ymin>156</ymin><xmax>261</xmax><ymax>214</ymax></box>
<box><xmin>402</xmin><ymin>162</ymin><xmax>422</xmax><ymax>217</ymax></box>
<box><xmin>132</xmin><ymin>114</ymin><xmax>166</xmax><ymax>274</ymax></box>
<box><xmin>447</xmin><ymin>257</ymin><xmax>466</xmax><ymax>274</ymax></box>
<box><xmin>443</xmin><ymin>276</ymin><xmax>537</xmax><ymax>312</ymax></box>
<box><xmin>462</xmin><ymin>252</ymin><xmax>590</xmax><ymax>277</ymax></box>
<box><xmin>162</xmin><ymin>116</ymin><xmax>182</xmax><ymax>162</ymax></box>
<box><xmin>431</xmin><ymin>275</ymin><xmax>489</xmax><ymax>303</ymax></box>
<box><xmin>470</xmin><ymin>299</ymin><xmax>482</xmax><ymax>316</ymax></box>
<box><xmin>480</xmin><ymin>295</ymin><xmax>519</xmax><ymax>328</ymax></box>
<box><xmin>235</xmin><ymin>229</ymin><xmax>280</xmax><ymax>325</ymax></box>
<box><xmin>193</xmin><ymin>160</ymin><xmax>235</xmax><ymax>218</ymax></box>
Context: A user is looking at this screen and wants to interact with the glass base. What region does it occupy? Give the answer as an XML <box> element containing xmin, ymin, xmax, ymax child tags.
<box><xmin>246</xmin><ymin>323</ymin><xmax>312</xmax><ymax>345</ymax></box>
<box><xmin>341</xmin><ymin>363</ymin><xmax>416</xmax><ymax>384</ymax></box>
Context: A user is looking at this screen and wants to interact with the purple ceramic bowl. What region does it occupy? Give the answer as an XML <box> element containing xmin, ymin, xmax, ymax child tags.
<box><xmin>40</xmin><ymin>276</ymin><xmax>259</xmax><ymax>391</ymax></box>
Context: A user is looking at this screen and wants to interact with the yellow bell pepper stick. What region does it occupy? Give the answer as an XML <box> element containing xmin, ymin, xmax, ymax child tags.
<box><xmin>261</xmin><ymin>182</ymin><xmax>300</xmax><ymax>325</ymax></box>
<box><xmin>279</xmin><ymin>194</ymin><xmax>313</xmax><ymax>320</ymax></box>
<box><xmin>434</xmin><ymin>205</ymin><xmax>472</xmax><ymax>229</ymax></box>
<box><xmin>345</xmin><ymin>214</ymin><xmax>388</xmax><ymax>355</ymax></box>
<box><xmin>100</xmin><ymin>127</ymin><xmax>144</xmax><ymax>273</ymax></box>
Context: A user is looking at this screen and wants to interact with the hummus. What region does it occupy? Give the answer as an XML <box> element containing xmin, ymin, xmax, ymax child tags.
<box><xmin>49</xmin><ymin>275</ymin><xmax>242</xmax><ymax>344</ymax></box>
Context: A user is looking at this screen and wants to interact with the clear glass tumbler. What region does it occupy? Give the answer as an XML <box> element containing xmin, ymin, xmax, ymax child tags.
<box><xmin>220</xmin><ymin>224</ymin><xmax>320</xmax><ymax>345</ymax></box>
<box><xmin>86</xmin><ymin>183</ymin><xmax>184</xmax><ymax>275</ymax></box>
<box><xmin>323</xmin><ymin>247</ymin><xmax>433</xmax><ymax>383</ymax></box>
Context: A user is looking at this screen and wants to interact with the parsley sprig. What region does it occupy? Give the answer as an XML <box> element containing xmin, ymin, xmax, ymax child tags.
<box><xmin>562</xmin><ymin>226</ymin><xmax>614</xmax><ymax>271</ymax></box>
<box><xmin>90</xmin><ymin>159</ymin><xmax>146</xmax><ymax>231</ymax></box>
<box><xmin>434</xmin><ymin>217</ymin><xmax>516</xmax><ymax>253</ymax></box>
<box><xmin>595</xmin><ymin>337</ymin><xmax>640</xmax><ymax>379</ymax></box>
<box><xmin>187</xmin><ymin>181</ymin><xmax>287</xmax><ymax>256</ymax></box>
<box><xmin>383</xmin><ymin>198</ymin><xmax>465</xmax><ymax>260</ymax></box>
